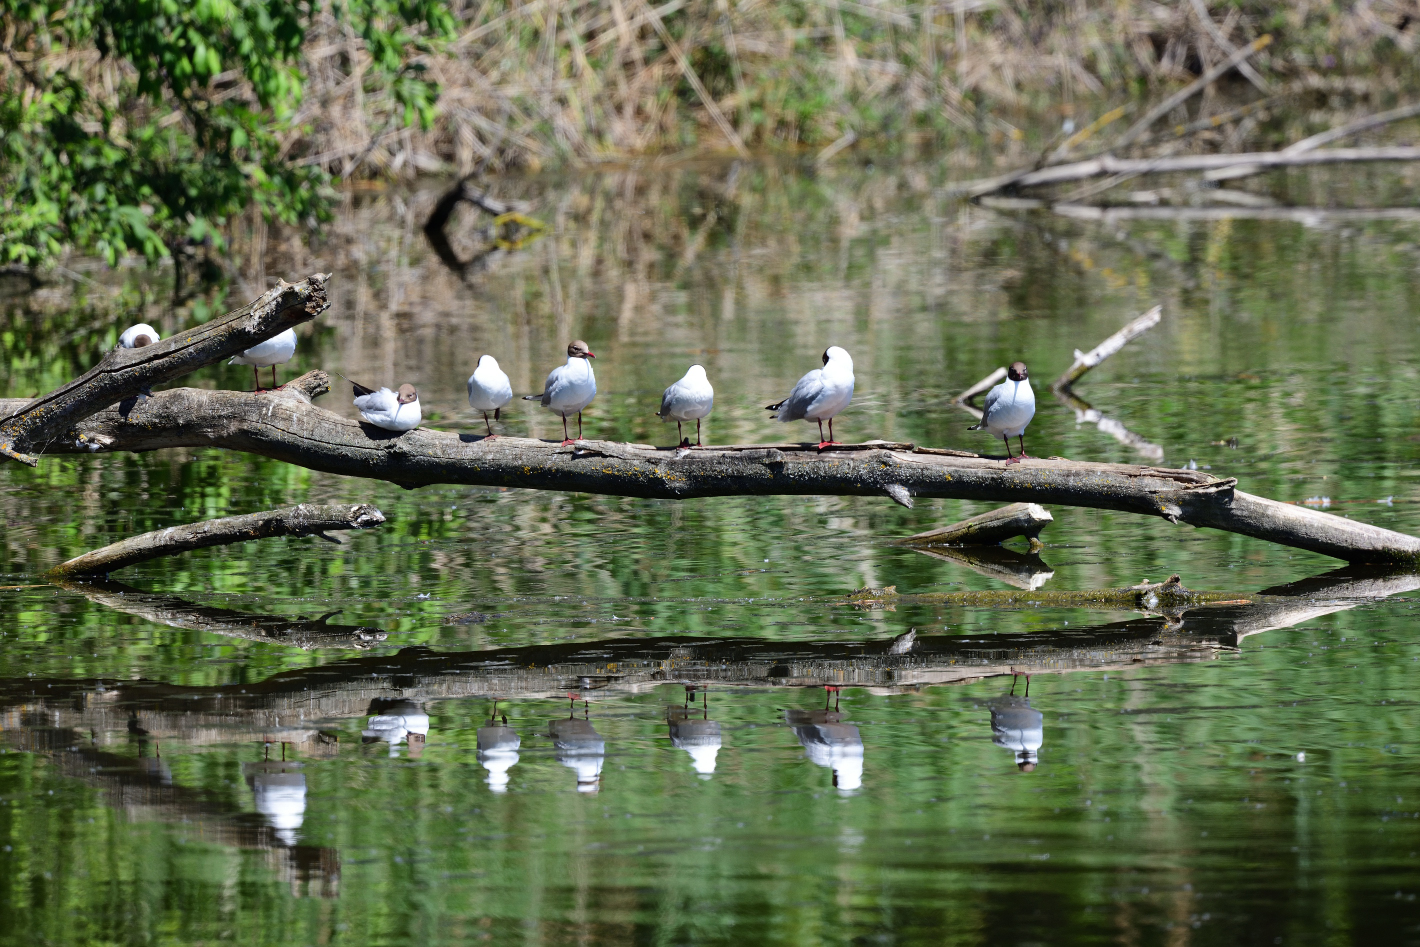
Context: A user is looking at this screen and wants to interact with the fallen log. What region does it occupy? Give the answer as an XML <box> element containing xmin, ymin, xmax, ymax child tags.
<box><xmin>1208</xmin><ymin>100</ymin><xmax>1420</xmax><ymax>181</ymax></box>
<box><xmin>4</xmin><ymin>369</ymin><xmax>1417</xmax><ymax>564</ymax></box>
<box><xmin>51</xmin><ymin>503</ymin><xmax>386</xmax><ymax>577</ymax></box>
<box><xmin>0</xmin><ymin>275</ymin><xmax>329</xmax><ymax>465</ymax></box>
<box><xmin>954</xmin><ymin>146</ymin><xmax>1420</xmax><ymax>197</ymax></box>
<box><xmin>901</xmin><ymin>502</ymin><xmax>1053</xmax><ymax>547</ymax></box>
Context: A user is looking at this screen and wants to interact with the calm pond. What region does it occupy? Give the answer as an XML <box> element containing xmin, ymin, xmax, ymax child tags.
<box><xmin>2</xmin><ymin>161</ymin><xmax>1420</xmax><ymax>945</ymax></box>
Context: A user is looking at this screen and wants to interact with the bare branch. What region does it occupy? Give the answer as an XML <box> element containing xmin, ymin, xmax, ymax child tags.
<box><xmin>0</xmin><ymin>275</ymin><xmax>330</xmax><ymax>465</ymax></box>
<box><xmin>1054</xmin><ymin>305</ymin><xmax>1162</xmax><ymax>390</ymax></box>
<box><xmin>51</xmin><ymin>503</ymin><xmax>386</xmax><ymax>577</ymax></box>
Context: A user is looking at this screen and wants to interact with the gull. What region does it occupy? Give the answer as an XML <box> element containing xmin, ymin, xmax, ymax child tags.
<box><xmin>765</xmin><ymin>346</ymin><xmax>854</xmax><ymax>449</ymax></box>
<box><xmin>968</xmin><ymin>361</ymin><xmax>1035</xmax><ymax>465</ymax></box>
<box><xmin>523</xmin><ymin>340</ymin><xmax>596</xmax><ymax>445</ymax></box>
<box><xmin>118</xmin><ymin>324</ymin><xmax>160</xmax><ymax>348</ymax></box>
<box><xmin>230</xmin><ymin>328</ymin><xmax>297</xmax><ymax>391</ymax></box>
<box><xmin>350</xmin><ymin>380</ymin><xmax>422</xmax><ymax>432</ymax></box>
<box><xmin>656</xmin><ymin>364</ymin><xmax>714</xmax><ymax>447</ymax></box>
<box><xmin>467</xmin><ymin>354</ymin><xmax>514</xmax><ymax>437</ymax></box>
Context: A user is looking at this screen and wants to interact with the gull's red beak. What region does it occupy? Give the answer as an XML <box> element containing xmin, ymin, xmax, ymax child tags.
<box><xmin>585</xmin><ymin>351</ymin><xmax>596</xmax><ymax>358</ymax></box>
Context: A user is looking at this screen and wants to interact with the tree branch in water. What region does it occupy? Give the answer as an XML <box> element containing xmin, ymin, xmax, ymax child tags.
<box><xmin>51</xmin><ymin>503</ymin><xmax>386</xmax><ymax>577</ymax></box>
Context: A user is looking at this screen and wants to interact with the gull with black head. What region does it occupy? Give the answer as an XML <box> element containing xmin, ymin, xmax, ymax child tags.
<box><xmin>119</xmin><ymin>324</ymin><xmax>161</xmax><ymax>349</ymax></box>
<box><xmin>349</xmin><ymin>379</ymin><xmax>422</xmax><ymax>432</ymax></box>
<box><xmin>968</xmin><ymin>361</ymin><xmax>1035</xmax><ymax>465</ymax></box>
<box><xmin>524</xmin><ymin>340</ymin><xmax>596</xmax><ymax>446</ymax></box>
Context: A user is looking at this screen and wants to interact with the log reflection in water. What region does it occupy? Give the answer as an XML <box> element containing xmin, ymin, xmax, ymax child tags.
<box><xmin>5</xmin><ymin>566</ymin><xmax>1412</xmax><ymax>737</ymax></box>
<box><xmin>59</xmin><ymin>578</ymin><xmax>387</xmax><ymax>649</ymax></box>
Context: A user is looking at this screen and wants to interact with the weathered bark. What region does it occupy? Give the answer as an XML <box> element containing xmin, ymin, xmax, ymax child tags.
<box><xmin>52</xmin><ymin>503</ymin><xmax>385</xmax><ymax>576</ymax></box>
<box><xmin>0</xmin><ymin>275</ymin><xmax>329</xmax><ymax>465</ymax></box>
<box><xmin>901</xmin><ymin>502</ymin><xmax>1053</xmax><ymax>546</ymax></box>
<box><xmin>5</xmin><ymin>369</ymin><xmax>1418</xmax><ymax>564</ymax></box>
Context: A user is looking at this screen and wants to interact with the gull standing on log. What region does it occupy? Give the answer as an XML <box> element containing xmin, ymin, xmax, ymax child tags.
<box><xmin>656</xmin><ymin>364</ymin><xmax>714</xmax><ymax>447</ymax></box>
<box><xmin>230</xmin><ymin>328</ymin><xmax>297</xmax><ymax>391</ymax></box>
<box><xmin>969</xmin><ymin>361</ymin><xmax>1035</xmax><ymax>465</ymax></box>
<box><xmin>467</xmin><ymin>354</ymin><xmax>513</xmax><ymax>437</ymax></box>
<box><xmin>119</xmin><ymin>324</ymin><xmax>160</xmax><ymax>348</ymax></box>
<box><xmin>351</xmin><ymin>380</ymin><xmax>422</xmax><ymax>432</ymax></box>
<box><xmin>765</xmin><ymin>346</ymin><xmax>854</xmax><ymax>449</ymax></box>
<box><xmin>524</xmin><ymin>340</ymin><xmax>596</xmax><ymax>446</ymax></box>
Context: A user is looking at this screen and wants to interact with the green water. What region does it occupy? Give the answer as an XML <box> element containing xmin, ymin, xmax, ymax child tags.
<box><xmin>2</xmin><ymin>163</ymin><xmax>1420</xmax><ymax>945</ymax></box>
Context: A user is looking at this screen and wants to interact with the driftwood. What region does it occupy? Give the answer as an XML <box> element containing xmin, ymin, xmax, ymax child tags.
<box><xmin>52</xmin><ymin>503</ymin><xmax>385</xmax><ymax>577</ymax></box>
<box><xmin>0</xmin><ymin>275</ymin><xmax>329</xmax><ymax>465</ymax></box>
<box><xmin>1208</xmin><ymin>100</ymin><xmax>1420</xmax><ymax>181</ymax></box>
<box><xmin>901</xmin><ymin>502</ymin><xmax>1052</xmax><ymax>547</ymax></box>
<box><xmin>1053</xmin><ymin>204</ymin><xmax>1420</xmax><ymax>224</ymax></box>
<box><xmin>1054</xmin><ymin>306</ymin><xmax>1162</xmax><ymax>390</ymax></box>
<box><xmin>956</xmin><ymin>146</ymin><xmax>1420</xmax><ymax>198</ymax></box>
<box><xmin>4</xmin><ymin>368</ymin><xmax>1418</xmax><ymax>564</ymax></box>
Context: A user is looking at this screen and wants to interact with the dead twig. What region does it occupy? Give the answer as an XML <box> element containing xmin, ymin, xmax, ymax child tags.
<box><xmin>1054</xmin><ymin>305</ymin><xmax>1162</xmax><ymax>390</ymax></box>
<box><xmin>51</xmin><ymin>503</ymin><xmax>386</xmax><ymax>577</ymax></box>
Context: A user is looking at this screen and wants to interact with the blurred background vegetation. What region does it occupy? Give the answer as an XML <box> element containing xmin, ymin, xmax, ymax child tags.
<box><xmin>3</xmin><ymin>0</ymin><xmax>1420</xmax><ymax>277</ymax></box>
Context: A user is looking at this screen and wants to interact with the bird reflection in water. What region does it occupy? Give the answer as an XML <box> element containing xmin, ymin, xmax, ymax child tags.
<box><xmin>787</xmin><ymin>686</ymin><xmax>864</xmax><ymax>794</ymax></box>
<box><xmin>477</xmin><ymin>700</ymin><xmax>521</xmax><ymax>793</ymax></box>
<box><xmin>668</xmin><ymin>686</ymin><xmax>721</xmax><ymax>778</ymax></box>
<box><xmin>242</xmin><ymin>742</ymin><xmax>307</xmax><ymax>847</ymax></box>
<box><xmin>988</xmin><ymin>673</ymin><xmax>1044</xmax><ymax>771</ymax></box>
<box><xmin>550</xmin><ymin>693</ymin><xmax>605</xmax><ymax>793</ymax></box>
<box><xmin>362</xmin><ymin>699</ymin><xmax>430</xmax><ymax>758</ymax></box>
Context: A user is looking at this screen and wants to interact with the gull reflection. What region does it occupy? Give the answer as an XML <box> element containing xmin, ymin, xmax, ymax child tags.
<box><xmin>988</xmin><ymin>673</ymin><xmax>1043</xmax><ymax>771</ymax></box>
<box><xmin>668</xmin><ymin>686</ymin><xmax>721</xmax><ymax>778</ymax></box>
<box><xmin>243</xmin><ymin>744</ymin><xmax>306</xmax><ymax>847</ymax></box>
<box><xmin>550</xmin><ymin>695</ymin><xmax>605</xmax><ymax>793</ymax></box>
<box><xmin>787</xmin><ymin>687</ymin><xmax>864</xmax><ymax>794</ymax></box>
<box><xmin>477</xmin><ymin>700</ymin><xmax>521</xmax><ymax>793</ymax></box>
<box><xmin>362</xmin><ymin>699</ymin><xmax>430</xmax><ymax>758</ymax></box>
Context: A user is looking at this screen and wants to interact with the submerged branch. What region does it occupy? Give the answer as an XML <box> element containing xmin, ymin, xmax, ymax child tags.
<box><xmin>51</xmin><ymin>503</ymin><xmax>386</xmax><ymax>577</ymax></box>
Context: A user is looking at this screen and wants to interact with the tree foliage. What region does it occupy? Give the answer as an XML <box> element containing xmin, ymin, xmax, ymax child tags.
<box><xmin>0</xmin><ymin>0</ymin><xmax>454</xmax><ymax>268</ymax></box>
